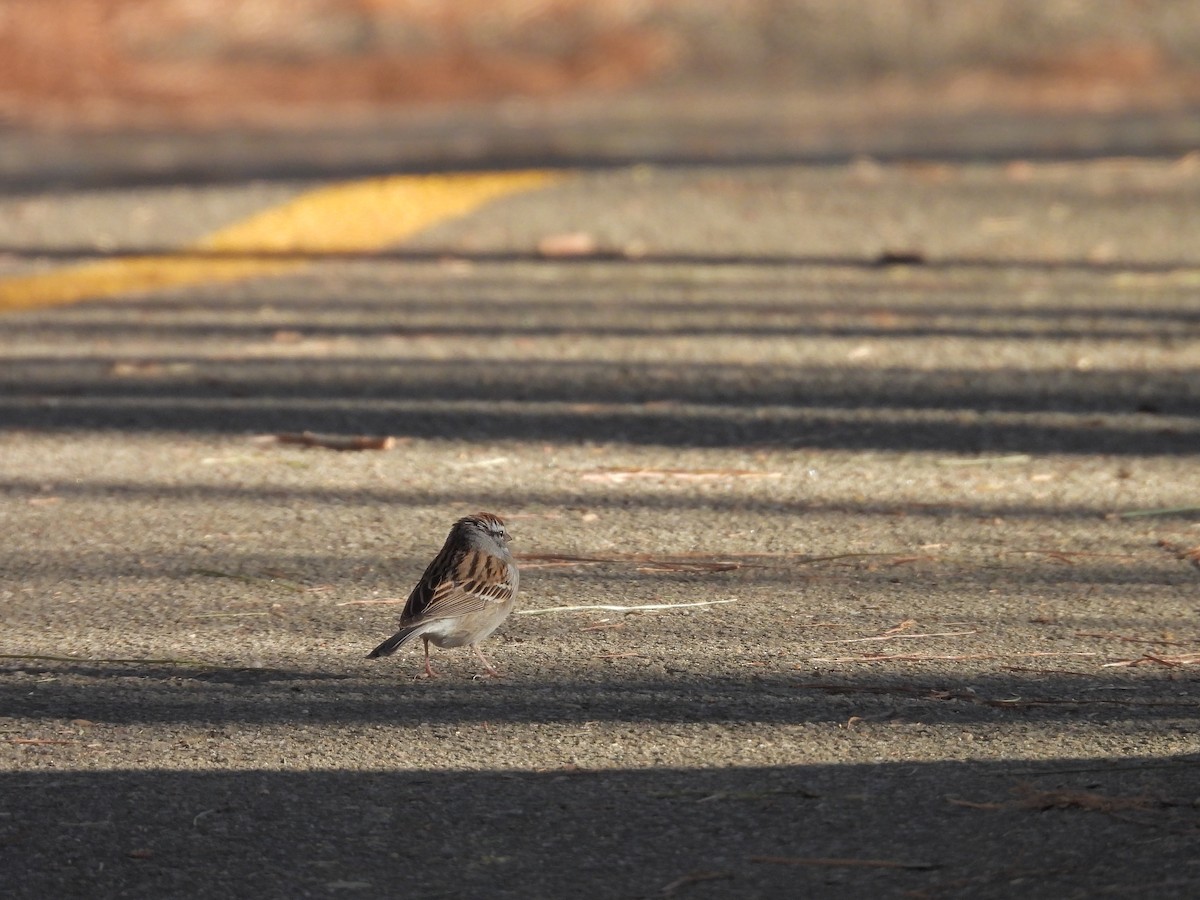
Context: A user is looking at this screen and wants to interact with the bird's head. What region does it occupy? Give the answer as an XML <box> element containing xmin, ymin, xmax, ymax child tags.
<box><xmin>457</xmin><ymin>512</ymin><xmax>513</xmax><ymax>553</ymax></box>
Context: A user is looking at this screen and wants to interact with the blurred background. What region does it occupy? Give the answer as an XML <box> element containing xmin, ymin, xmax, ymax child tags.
<box><xmin>3</xmin><ymin>0</ymin><xmax>1200</xmax><ymax>185</ymax></box>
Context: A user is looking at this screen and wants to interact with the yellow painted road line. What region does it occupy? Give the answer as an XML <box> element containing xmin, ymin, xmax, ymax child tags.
<box><xmin>0</xmin><ymin>169</ymin><xmax>563</xmax><ymax>312</ymax></box>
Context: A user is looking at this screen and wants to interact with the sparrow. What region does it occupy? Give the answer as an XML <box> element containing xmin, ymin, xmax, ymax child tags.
<box><xmin>367</xmin><ymin>512</ymin><xmax>519</xmax><ymax>677</ymax></box>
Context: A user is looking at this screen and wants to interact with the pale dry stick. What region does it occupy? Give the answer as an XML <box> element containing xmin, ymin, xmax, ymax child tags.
<box><xmin>337</xmin><ymin>598</ymin><xmax>406</xmax><ymax>606</ymax></box>
<box><xmin>819</xmin><ymin>630</ymin><xmax>977</xmax><ymax>644</ymax></box>
<box><xmin>193</xmin><ymin>808</ymin><xmax>224</xmax><ymax>827</ymax></box>
<box><xmin>935</xmin><ymin>454</ymin><xmax>1031</xmax><ymax>466</ymax></box>
<box><xmin>580</xmin><ymin>467</ymin><xmax>781</xmax><ymax>483</ymax></box>
<box><xmin>448</xmin><ymin>456</ymin><xmax>511</xmax><ymax>469</ymax></box>
<box><xmin>1102</xmin><ymin>653</ymin><xmax>1200</xmax><ymax>668</ymax></box>
<box><xmin>1012</xmin><ymin>549</ymin><xmax>1141</xmax><ymax>560</ymax></box>
<box><xmin>518</xmin><ymin>599</ymin><xmax>737</xmax><ymax>616</ymax></box>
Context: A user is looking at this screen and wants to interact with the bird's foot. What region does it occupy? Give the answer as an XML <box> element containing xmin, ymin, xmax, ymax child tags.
<box><xmin>470</xmin><ymin>644</ymin><xmax>502</xmax><ymax>678</ymax></box>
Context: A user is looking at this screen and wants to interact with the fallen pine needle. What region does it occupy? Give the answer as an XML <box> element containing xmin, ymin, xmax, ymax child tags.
<box><xmin>808</xmin><ymin>651</ymin><xmax>1097</xmax><ymax>663</ymax></box>
<box><xmin>750</xmin><ymin>856</ymin><xmax>937</xmax><ymax>871</ymax></box>
<box><xmin>7</xmin><ymin>738</ymin><xmax>75</xmax><ymax>745</ymax></box>
<box><xmin>1003</xmin><ymin>759</ymin><xmax>1200</xmax><ymax>776</ymax></box>
<box><xmin>517</xmin><ymin>554</ymin><xmax>606</xmax><ymax>562</ymax></box>
<box><xmin>269</xmin><ymin>431</ymin><xmax>396</xmax><ymax>451</ymax></box>
<box><xmin>518</xmin><ymin>599</ymin><xmax>737</xmax><ymax>615</ymax></box>
<box><xmin>797</xmin><ymin>682</ymin><xmax>913</xmax><ymax>696</ymax></box>
<box><xmin>951</xmin><ymin>784</ymin><xmax>1163</xmax><ymax>815</ymax></box>
<box><xmin>594</xmin><ymin>652</ymin><xmax>644</xmax><ymax>660</ymax></box>
<box><xmin>1118</xmin><ymin>505</ymin><xmax>1200</xmax><ymax>518</ymax></box>
<box><xmin>337</xmin><ymin>598</ymin><xmax>406</xmax><ymax>606</ymax></box>
<box><xmin>1017</xmin><ymin>787</ymin><xmax>1158</xmax><ymax>812</ymax></box>
<box><xmin>187</xmin><ymin>612</ymin><xmax>271</xmax><ymax>619</ymax></box>
<box><xmin>515</xmin><ymin>553</ymin><xmax>632</xmax><ymax>569</ymax></box>
<box><xmin>820</xmin><ymin>630</ymin><xmax>977</xmax><ymax>644</ymax></box>
<box><xmin>946</xmin><ymin>797</ymin><xmax>1005</xmax><ymax>810</ymax></box>
<box><xmin>1076</xmin><ymin>631</ymin><xmax>1193</xmax><ymax>647</ymax></box>
<box><xmin>999</xmin><ymin>665</ymin><xmax>1095</xmax><ymax>677</ymax></box>
<box><xmin>1157</xmin><ymin>539</ymin><xmax>1200</xmax><ymax>567</ymax></box>
<box><xmin>660</xmin><ymin>871</ymin><xmax>733</xmax><ymax>896</ymax></box>
<box><xmin>800</xmin><ymin>551</ymin><xmax>915</xmax><ymax>564</ymax></box>
<box><xmin>799</xmin><ymin>682</ymin><xmax>1200</xmax><ymax>709</ymax></box>
<box><xmin>637</xmin><ymin>561</ymin><xmax>743</xmax><ymax>573</ymax></box>
<box><xmin>0</xmin><ymin>653</ymin><xmax>208</xmax><ymax>666</ymax></box>
<box><xmin>515</xmin><ymin>550</ymin><xmax>910</xmax><ymax>570</ymax></box>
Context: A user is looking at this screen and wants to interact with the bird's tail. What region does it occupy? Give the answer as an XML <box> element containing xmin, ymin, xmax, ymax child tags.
<box><xmin>366</xmin><ymin>625</ymin><xmax>422</xmax><ymax>659</ymax></box>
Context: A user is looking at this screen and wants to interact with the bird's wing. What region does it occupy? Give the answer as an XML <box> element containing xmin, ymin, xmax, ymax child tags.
<box><xmin>402</xmin><ymin>549</ymin><xmax>517</xmax><ymax>623</ymax></box>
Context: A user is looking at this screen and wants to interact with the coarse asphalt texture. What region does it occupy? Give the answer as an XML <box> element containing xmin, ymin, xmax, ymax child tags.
<box><xmin>2</xmin><ymin>151</ymin><xmax>1199</xmax><ymax>899</ymax></box>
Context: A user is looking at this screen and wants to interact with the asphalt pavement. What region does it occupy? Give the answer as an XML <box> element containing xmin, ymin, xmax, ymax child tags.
<box><xmin>2</xmin><ymin>128</ymin><xmax>1199</xmax><ymax>898</ymax></box>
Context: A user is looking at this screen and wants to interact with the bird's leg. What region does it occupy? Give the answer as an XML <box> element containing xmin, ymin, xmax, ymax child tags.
<box><xmin>422</xmin><ymin>636</ymin><xmax>439</xmax><ymax>678</ymax></box>
<box><xmin>471</xmin><ymin>643</ymin><xmax>501</xmax><ymax>677</ymax></box>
